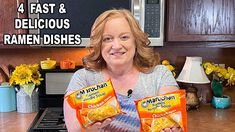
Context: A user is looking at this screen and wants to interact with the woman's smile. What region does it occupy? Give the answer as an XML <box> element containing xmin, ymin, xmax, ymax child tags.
<box><xmin>110</xmin><ymin>51</ymin><xmax>126</xmax><ymax>56</ymax></box>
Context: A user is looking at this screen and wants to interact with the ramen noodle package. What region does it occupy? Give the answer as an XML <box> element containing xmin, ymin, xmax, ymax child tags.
<box><xmin>65</xmin><ymin>80</ymin><xmax>123</xmax><ymax>128</ymax></box>
<box><xmin>135</xmin><ymin>90</ymin><xmax>187</xmax><ymax>132</ymax></box>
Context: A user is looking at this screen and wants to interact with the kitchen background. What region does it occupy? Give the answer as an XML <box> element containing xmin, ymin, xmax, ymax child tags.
<box><xmin>0</xmin><ymin>0</ymin><xmax>235</xmax><ymax>104</ymax></box>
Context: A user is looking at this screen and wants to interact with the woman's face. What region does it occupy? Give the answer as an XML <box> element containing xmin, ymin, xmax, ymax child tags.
<box><xmin>101</xmin><ymin>17</ymin><xmax>136</xmax><ymax>68</ymax></box>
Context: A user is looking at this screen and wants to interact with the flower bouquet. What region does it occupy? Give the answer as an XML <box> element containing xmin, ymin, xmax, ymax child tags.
<box><xmin>10</xmin><ymin>64</ymin><xmax>43</xmax><ymax>97</ymax></box>
<box><xmin>203</xmin><ymin>62</ymin><xmax>234</xmax><ymax>108</ymax></box>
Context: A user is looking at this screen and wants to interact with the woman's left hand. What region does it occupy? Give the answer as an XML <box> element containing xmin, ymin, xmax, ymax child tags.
<box><xmin>160</xmin><ymin>127</ymin><xmax>182</xmax><ymax>132</ymax></box>
<box><xmin>85</xmin><ymin>117</ymin><xmax>115</xmax><ymax>132</ymax></box>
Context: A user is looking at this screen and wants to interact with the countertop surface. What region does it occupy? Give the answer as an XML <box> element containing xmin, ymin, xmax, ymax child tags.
<box><xmin>0</xmin><ymin>111</ymin><xmax>37</xmax><ymax>132</ymax></box>
<box><xmin>0</xmin><ymin>105</ymin><xmax>235</xmax><ymax>132</ymax></box>
<box><xmin>187</xmin><ymin>104</ymin><xmax>235</xmax><ymax>132</ymax></box>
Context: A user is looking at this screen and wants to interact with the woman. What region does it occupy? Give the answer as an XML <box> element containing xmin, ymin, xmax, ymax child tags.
<box><xmin>64</xmin><ymin>9</ymin><xmax>181</xmax><ymax>132</ymax></box>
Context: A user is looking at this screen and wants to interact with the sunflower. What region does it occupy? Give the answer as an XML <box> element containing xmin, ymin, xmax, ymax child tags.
<box><xmin>9</xmin><ymin>64</ymin><xmax>43</xmax><ymax>86</ymax></box>
<box><xmin>10</xmin><ymin>64</ymin><xmax>32</xmax><ymax>86</ymax></box>
<box><xmin>29</xmin><ymin>64</ymin><xmax>43</xmax><ymax>85</ymax></box>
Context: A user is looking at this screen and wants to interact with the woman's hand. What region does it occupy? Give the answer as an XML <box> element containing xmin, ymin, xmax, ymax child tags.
<box><xmin>160</xmin><ymin>127</ymin><xmax>182</xmax><ymax>132</ymax></box>
<box><xmin>85</xmin><ymin>117</ymin><xmax>114</xmax><ymax>132</ymax></box>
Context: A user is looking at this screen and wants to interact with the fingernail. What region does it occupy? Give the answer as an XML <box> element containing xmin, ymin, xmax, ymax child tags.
<box><xmin>106</xmin><ymin>118</ymin><xmax>112</xmax><ymax>121</ymax></box>
<box><xmin>96</xmin><ymin>122</ymin><xmax>102</xmax><ymax>125</ymax></box>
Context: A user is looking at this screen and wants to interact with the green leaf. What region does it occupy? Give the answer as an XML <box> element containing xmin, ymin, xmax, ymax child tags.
<box><xmin>21</xmin><ymin>83</ymin><xmax>35</xmax><ymax>97</ymax></box>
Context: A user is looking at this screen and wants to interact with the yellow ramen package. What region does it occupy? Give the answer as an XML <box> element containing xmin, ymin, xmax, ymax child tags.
<box><xmin>65</xmin><ymin>80</ymin><xmax>122</xmax><ymax>128</ymax></box>
<box><xmin>135</xmin><ymin>90</ymin><xmax>187</xmax><ymax>132</ymax></box>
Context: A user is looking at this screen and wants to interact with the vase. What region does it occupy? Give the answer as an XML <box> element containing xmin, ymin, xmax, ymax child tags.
<box><xmin>211</xmin><ymin>79</ymin><xmax>223</xmax><ymax>97</ymax></box>
<box><xmin>16</xmin><ymin>86</ymin><xmax>39</xmax><ymax>113</ymax></box>
<box><xmin>0</xmin><ymin>85</ymin><xmax>16</xmax><ymax>112</ymax></box>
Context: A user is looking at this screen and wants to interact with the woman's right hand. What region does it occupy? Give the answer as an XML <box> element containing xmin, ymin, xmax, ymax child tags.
<box><xmin>160</xmin><ymin>127</ymin><xmax>183</xmax><ymax>132</ymax></box>
<box><xmin>85</xmin><ymin>117</ymin><xmax>114</xmax><ymax>132</ymax></box>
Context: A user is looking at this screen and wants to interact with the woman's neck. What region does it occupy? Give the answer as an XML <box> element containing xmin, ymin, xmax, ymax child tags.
<box><xmin>105</xmin><ymin>64</ymin><xmax>137</xmax><ymax>78</ymax></box>
<box><xmin>102</xmin><ymin>64</ymin><xmax>140</xmax><ymax>95</ymax></box>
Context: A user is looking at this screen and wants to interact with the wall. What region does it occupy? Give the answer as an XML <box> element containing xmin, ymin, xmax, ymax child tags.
<box><xmin>0</xmin><ymin>47</ymin><xmax>235</xmax><ymax>103</ymax></box>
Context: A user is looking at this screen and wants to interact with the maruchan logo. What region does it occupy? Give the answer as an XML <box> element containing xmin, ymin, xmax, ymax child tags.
<box><xmin>146</xmin><ymin>95</ymin><xmax>176</xmax><ymax>104</ymax></box>
<box><xmin>78</xmin><ymin>82</ymin><xmax>108</xmax><ymax>95</ymax></box>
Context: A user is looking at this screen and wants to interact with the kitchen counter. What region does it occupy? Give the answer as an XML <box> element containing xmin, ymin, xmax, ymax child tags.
<box><xmin>0</xmin><ymin>105</ymin><xmax>234</xmax><ymax>132</ymax></box>
<box><xmin>0</xmin><ymin>111</ymin><xmax>37</xmax><ymax>132</ymax></box>
<box><xmin>188</xmin><ymin>104</ymin><xmax>235</xmax><ymax>132</ymax></box>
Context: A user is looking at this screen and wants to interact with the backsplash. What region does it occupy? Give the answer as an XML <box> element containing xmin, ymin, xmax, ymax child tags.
<box><xmin>0</xmin><ymin>48</ymin><xmax>89</xmax><ymax>66</ymax></box>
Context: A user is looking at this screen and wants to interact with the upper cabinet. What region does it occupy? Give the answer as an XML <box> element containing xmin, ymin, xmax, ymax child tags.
<box><xmin>0</xmin><ymin>0</ymin><xmax>29</xmax><ymax>48</ymax></box>
<box><xmin>167</xmin><ymin>0</ymin><xmax>235</xmax><ymax>42</ymax></box>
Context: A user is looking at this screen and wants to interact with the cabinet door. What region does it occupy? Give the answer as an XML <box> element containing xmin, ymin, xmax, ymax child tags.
<box><xmin>167</xmin><ymin>0</ymin><xmax>235</xmax><ymax>42</ymax></box>
<box><xmin>0</xmin><ymin>0</ymin><xmax>29</xmax><ymax>48</ymax></box>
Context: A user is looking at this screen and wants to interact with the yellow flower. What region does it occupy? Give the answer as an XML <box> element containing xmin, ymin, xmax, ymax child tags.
<box><xmin>29</xmin><ymin>64</ymin><xmax>43</xmax><ymax>85</ymax></box>
<box><xmin>165</xmin><ymin>64</ymin><xmax>175</xmax><ymax>71</ymax></box>
<box><xmin>162</xmin><ymin>60</ymin><xmax>170</xmax><ymax>65</ymax></box>
<box><xmin>10</xmin><ymin>64</ymin><xmax>43</xmax><ymax>86</ymax></box>
<box><xmin>161</xmin><ymin>59</ymin><xmax>176</xmax><ymax>77</ymax></box>
<box><xmin>203</xmin><ymin>62</ymin><xmax>235</xmax><ymax>86</ymax></box>
<box><xmin>226</xmin><ymin>67</ymin><xmax>235</xmax><ymax>86</ymax></box>
<box><xmin>10</xmin><ymin>65</ymin><xmax>32</xmax><ymax>85</ymax></box>
<box><xmin>203</xmin><ymin>62</ymin><xmax>215</xmax><ymax>75</ymax></box>
<box><xmin>217</xmin><ymin>68</ymin><xmax>227</xmax><ymax>78</ymax></box>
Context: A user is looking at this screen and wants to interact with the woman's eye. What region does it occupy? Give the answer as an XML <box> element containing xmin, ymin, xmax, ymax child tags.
<box><xmin>103</xmin><ymin>37</ymin><xmax>112</xmax><ymax>42</ymax></box>
<box><xmin>121</xmin><ymin>35</ymin><xmax>129</xmax><ymax>41</ymax></box>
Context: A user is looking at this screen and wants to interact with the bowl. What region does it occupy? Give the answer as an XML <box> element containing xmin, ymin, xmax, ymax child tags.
<box><xmin>40</xmin><ymin>58</ymin><xmax>56</xmax><ymax>70</ymax></box>
<box><xmin>211</xmin><ymin>95</ymin><xmax>231</xmax><ymax>109</ymax></box>
<box><xmin>60</xmin><ymin>59</ymin><xmax>75</xmax><ymax>69</ymax></box>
